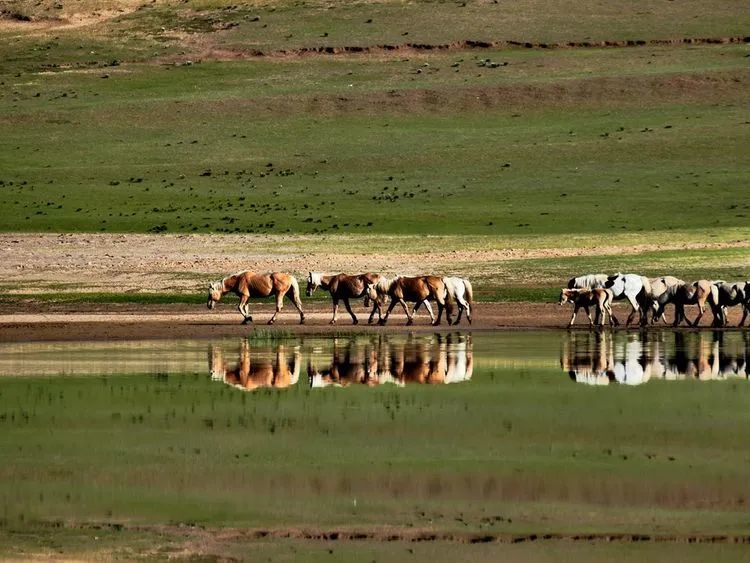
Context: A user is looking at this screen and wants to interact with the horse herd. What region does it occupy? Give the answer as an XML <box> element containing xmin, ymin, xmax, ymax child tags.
<box><xmin>205</xmin><ymin>270</ymin><xmax>750</xmax><ymax>329</ymax></box>
<box><xmin>206</xmin><ymin>270</ymin><xmax>473</xmax><ymax>326</ymax></box>
<box><xmin>561</xmin><ymin>273</ymin><xmax>750</xmax><ymax>328</ymax></box>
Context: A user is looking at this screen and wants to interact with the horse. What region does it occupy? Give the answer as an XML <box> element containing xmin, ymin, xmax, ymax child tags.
<box><xmin>366</xmin><ymin>276</ymin><xmax>447</xmax><ymax>326</ymax></box>
<box><xmin>712</xmin><ymin>281</ymin><xmax>747</xmax><ymax>327</ymax></box>
<box><xmin>738</xmin><ymin>282</ymin><xmax>750</xmax><ymax>327</ymax></box>
<box><xmin>558</xmin><ymin>287</ymin><xmax>618</xmax><ymax>327</ymax></box>
<box><xmin>653</xmin><ymin>280</ymin><xmax>719</xmax><ymax>327</ymax></box>
<box><xmin>306</xmin><ymin>272</ymin><xmax>384</xmax><ymax>325</ymax></box>
<box><xmin>647</xmin><ymin>276</ymin><xmax>685</xmax><ymax>324</ymax></box>
<box><xmin>604</xmin><ymin>273</ymin><xmax>652</xmax><ymax>326</ymax></box>
<box><xmin>567</xmin><ymin>273</ymin><xmax>609</xmax><ymax>290</ymax></box>
<box><xmin>207</xmin><ymin>271</ymin><xmax>305</xmax><ymax>325</ymax></box>
<box><xmin>442</xmin><ymin>276</ymin><xmax>474</xmax><ymax>325</ymax></box>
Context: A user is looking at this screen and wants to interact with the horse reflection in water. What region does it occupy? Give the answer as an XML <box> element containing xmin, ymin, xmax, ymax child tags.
<box><xmin>562</xmin><ymin>331</ymin><xmax>750</xmax><ymax>385</ymax></box>
<box><xmin>308</xmin><ymin>333</ymin><xmax>473</xmax><ymax>388</ymax></box>
<box><xmin>209</xmin><ymin>340</ymin><xmax>300</xmax><ymax>391</ymax></box>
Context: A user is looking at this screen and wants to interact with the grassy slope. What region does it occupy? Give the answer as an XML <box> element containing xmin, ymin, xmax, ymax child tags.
<box><xmin>0</xmin><ymin>0</ymin><xmax>748</xmax><ymax>237</ymax></box>
<box><xmin>1</xmin><ymin>45</ymin><xmax>748</xmax><ymax>236</ymax></box>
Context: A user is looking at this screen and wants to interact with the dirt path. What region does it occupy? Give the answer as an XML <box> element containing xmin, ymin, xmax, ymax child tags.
<box><xmin>4</xmin><ymin>233</ymin><xmax>750</xmax><ymax>296</ymax></box>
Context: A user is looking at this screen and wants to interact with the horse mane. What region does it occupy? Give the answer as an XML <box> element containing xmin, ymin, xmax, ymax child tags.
<box><xmin>376</xmin><ymin>276</ymin><xmax>392</xmax><ymax>293</ymax></box>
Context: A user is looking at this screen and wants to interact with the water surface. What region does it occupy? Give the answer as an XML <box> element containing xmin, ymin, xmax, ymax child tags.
<box><xmin>1</xmin><ymin>330</ymin><xmax>748</xmax><ymax>386</ymax></box>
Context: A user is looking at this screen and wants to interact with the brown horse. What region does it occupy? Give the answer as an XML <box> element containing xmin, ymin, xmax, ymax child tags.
<box><xmin>366</xmin><ymin>275</ymin><xmax>447</xmax><ymax>326</ymax></box>
<box><xmin>306</xmin><ymin>272</ymin><xmax>384</xmax><ymax>325</ymax></box>
<box><xmin>207</xmin><ymin>271</ymin><xmax>305</xmax><ymax>325</ymax></box>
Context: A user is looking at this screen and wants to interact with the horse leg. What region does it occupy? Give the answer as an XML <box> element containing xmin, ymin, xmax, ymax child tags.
<box><xmin>690</xmin><ymin>299</ymin><xmax>707</xmax><ymax>327</ymax></box>
<box><xmin>585</xmin><ymin>305</ymin><xmax>594</xmax><ymax>327</ymax></box>
<box><xmin>624</xmin><ymin>294</ymin><xmax>639</xmax><ymax>326</ymax></box>
<box><xmin>452</xmin><ymin>305</ymin><xmax>463</xmax><ymax>326</ymax></box>
<box><xmin>379</xmin><ymin>299</ymin><xmax>398</xmax><ymax>325</ymax></box>
<box><xmin>330</xmin><ymin>298</ymin><xmax>339</xmax><ymax>325</ymax></box>
<box><xmin>569</xmin><ymin>305</ymin><xmax>578</xmax><ymax>327</ymax></box>
<box><xmin>739</xmin><ymin>305</ymin><xmax>749</xmax><ymax>327</ymax></box>
<box><xmin>288</xmin><ymin>287</ymin><xmax>305</xmax><ymax>324</ymax></box>
<box><xmin>268</xmin><ymin>293</ymin><xmax>284</xmax><ymax>325</ymax></box>
<box><xmin>343</xmin><ymin>298</ymin><xmax>358</xmax><ymax>325</ymax></box>
<box><xmin>453</xmin><ymin>295</ymin><xmax>469</xmax><ymax>326</ymax></box>
<box><xmin>433</xmin><ymin>294</ymin><xmax>446</xmax><ymax>326</ymax></box>
<box><xmin>400</xmin><ymin>299</ymin><xmax>415</xmax><ymax>325</ymax></box>
<box><xmin>238</xmin><ymin>295</ymin><xmax>252</xmax><ymax>324</ymax></box>
<box><xmin>368</xmin><ymin>300</ymin><xmax>379</xmax><ymax>324</ymax></box>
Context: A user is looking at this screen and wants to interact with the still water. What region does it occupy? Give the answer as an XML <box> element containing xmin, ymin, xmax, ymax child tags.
<box><xmin>1</xmin><ymin>330</ymin><xmax>748</xmax><ymax>387</ymax></box>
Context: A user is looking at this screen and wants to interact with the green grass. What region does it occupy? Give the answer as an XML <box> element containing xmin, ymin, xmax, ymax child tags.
<box><xmin>1</xmin><ymin>42</ymin><xmax>748</xmax><ymax>235</ymax></box>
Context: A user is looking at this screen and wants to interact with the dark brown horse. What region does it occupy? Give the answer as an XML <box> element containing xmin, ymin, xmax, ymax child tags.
<box><xmin>306</xmin><ymin>272</ymin><xmax>384</xmax><ymax>325</ymax></box>
<box><xmin>366</xmin><ymin>275</ymin><xmax>447</xmax><ymax>326</ymax></box>
<box><xmin>207</xmin><ymin>271</ymin><xmax>304</xmax><ymax>325</ymax></box>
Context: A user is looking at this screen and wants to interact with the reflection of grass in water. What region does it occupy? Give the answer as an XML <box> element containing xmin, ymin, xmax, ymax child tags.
<box><xmin>246</xmin><ymin>328</ymin><xmax>295</xmax><ymax>342</ymax></box>
<box><xmin>2</xmin><ymin>363</ymin><xmax>750</xmax><ymax>542</ymax></box>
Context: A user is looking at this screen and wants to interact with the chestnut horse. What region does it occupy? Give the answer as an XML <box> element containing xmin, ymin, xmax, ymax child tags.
<box><xmin>306</xmin><ymin>272</ymin><xmax>384</xmax><ymax>325</ymax></box>
<box><xmin>207</xmin><ymin>271</ymin><xmax>305</xmax><ymax>325</ymax></box>
<box><xmin>366</xmin><ymin>276</ymin><xmax>447</xmax><ymax>326</ymax></box>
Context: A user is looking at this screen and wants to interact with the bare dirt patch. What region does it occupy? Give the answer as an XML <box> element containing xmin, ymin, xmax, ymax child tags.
<box><xmin>3</xmin><ymin>233</ymin><xmax>750</xmax><ymax>296</ymax></box>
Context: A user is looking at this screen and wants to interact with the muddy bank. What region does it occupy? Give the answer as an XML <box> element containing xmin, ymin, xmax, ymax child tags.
<box><xmin>0</xmin><ymin>301</ymin><xmax>744</xmax><ymax>342</ymax></box>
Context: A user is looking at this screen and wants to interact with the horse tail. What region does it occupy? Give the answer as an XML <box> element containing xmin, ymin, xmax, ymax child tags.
<box><xmin>289</xmin><ymin>275</ymin><xmax>301</xmax><ymax>302</ymax></box>
<box><xmin>709</xmin><ymin>283</ymin><xmax>720</xmax><ymax>307</ymax></box>
<box><xmin>464</xmin><ymin>278</ymin><xmax>474</xmax><ymax>304</ymax></box>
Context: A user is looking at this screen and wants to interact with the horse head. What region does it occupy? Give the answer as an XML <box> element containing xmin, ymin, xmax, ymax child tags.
<box><xmin>559</xmin><ymin>289</ymin><xmax>573</xmax><ymax>306</ymax></box>
<box><xmin>364</xmin><ymin>282</ymin><xmax>379</xmax><ymax>303</ymax></box>
<box><xmin>207</xmin><ymin>281</ymin><xmax>223</xmax><ymax>309</ymax></box>
<box><xmin>306</xmin><ymin>272</ymin><xmax>320</xmax><ymax>297</ymax></box>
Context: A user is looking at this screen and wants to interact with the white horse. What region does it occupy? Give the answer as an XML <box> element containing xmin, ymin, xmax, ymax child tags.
<box><xmin>567</xmin><ymin>273</ymin><xmax>609</xmax><ymax>290</ymax></box>
<box><xmin>604</xmin><ymin>273</ymin><xmax>652</xmax><ymax>326</ymax></box>
<box><xmin>443</xmin><ymin>276</ymin><xmax>473</xmax><ymax>325</ymax></box>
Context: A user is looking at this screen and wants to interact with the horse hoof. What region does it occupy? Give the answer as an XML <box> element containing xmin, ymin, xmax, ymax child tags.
<box><xmin>353</xmin><ymin>319</ymin><xmax>359</xmax><ymax>325</ymax></box>
<box><xmin>267</xmin><ymin>320</ymin><xmax>275</xmax><ymax>325</ymax></box>
<box><xmin>242</xmin><ymin>317</ymin><xmax>252</xmax><ymax>325</ymax></box>
<box><xmin>378</xmin><ymin>319</ymin><xmax>386</xmax><ymax>326</ymax></box>
<box><xmin>406</xmin><ymin>319</ymin><xmax>414</xmax><ymax>326</ymax></box>
<box><xmin>329</xmin><ymin>320</ymin><xmax>336</xmax><ymax>325</ymax></box>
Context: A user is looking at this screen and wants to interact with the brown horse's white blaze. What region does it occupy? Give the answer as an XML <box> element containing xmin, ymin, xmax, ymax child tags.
<box><xmin>306</xmin><ymin>272</ymin><xmax>385</xmax><ymax>325</ymax></box>
<box><xmin>207</xmin><ymin>271</ymin><xmax>305</xmax><ymax>325</ymax></box>
<box><xmin>366</xmin><ymin>275</ymin><xmax>447</xmax><ymax>326</ymax></box>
